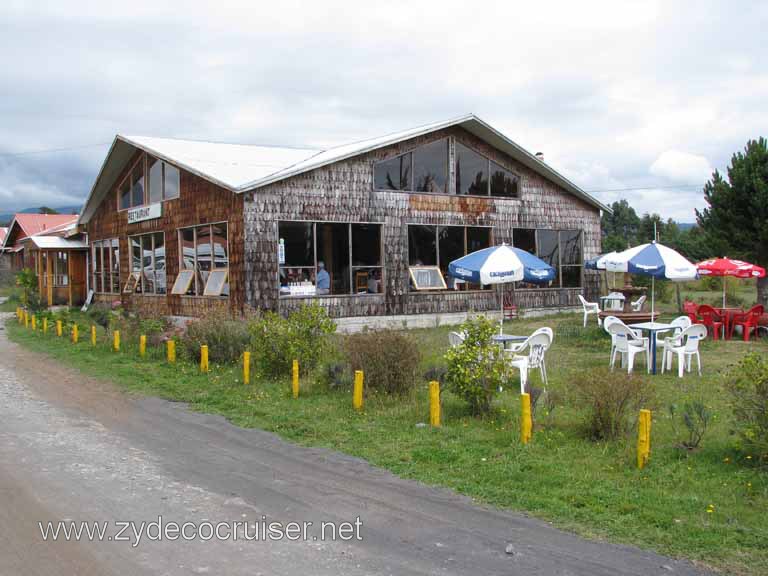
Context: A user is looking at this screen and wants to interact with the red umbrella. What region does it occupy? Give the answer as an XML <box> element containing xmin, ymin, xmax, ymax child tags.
<box><xmin>696</xmin><ymin>257</ymin><xmax>766</xmax><ymax>307</ymax></box>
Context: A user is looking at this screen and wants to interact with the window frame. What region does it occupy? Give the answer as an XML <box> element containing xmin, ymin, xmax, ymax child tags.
<box><xmin>278</xmin><ymin>220</ymin><xmax>385</xmax><ymax>298</ymax></box>
<box><xmin>512</xmin><ymin>228</ymin><xmax>584</xmax><ymax>289</ymax></box>
<box><xmin>407</xmin><ymin>224</ymin><xmax>494</xmax><ymax>292</ymax></box>
<box><xmin>408</xmin><ymin>266</ymin><xmax>447</xmax><ymax>291</ymax></box>
<box><xmin>127</xmin><ymin>231</ymin><xmax>167</xmax><ymax>295</ymax></box>
<box><xmin>372</xmin><ymin>137</ymin><xmax>521</xmax><ymax>200</ymax></box>
<box><xmin>176</xmin><ymin>221</ymin><xmax>230</xmax><ymax>298</ymax></box>
<box><xmin>117</xmin><ymin>153</ymin><xmax>182</xmax><ymax>212</ymax></box>
<box><xmin>91</xmin><ymin>238</ymin><xmax>120</xmax><ymax>294</ymax></box>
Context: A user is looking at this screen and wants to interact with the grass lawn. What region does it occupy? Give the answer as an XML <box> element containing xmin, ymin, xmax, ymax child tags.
<box><xmin>6</xmin><ymin>306</ymin><xmax>768</xmax><ymax>575</ymax></box>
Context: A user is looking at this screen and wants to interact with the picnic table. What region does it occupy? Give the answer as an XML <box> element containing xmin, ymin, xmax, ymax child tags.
<box><xmin>628</xmin><ymin>321</ymin><xmax>676</xmax><ymax>375</ymax></box>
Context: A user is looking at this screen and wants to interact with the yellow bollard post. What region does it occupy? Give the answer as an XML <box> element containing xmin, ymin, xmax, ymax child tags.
<box><xmin>200</xmin><ymin>345</ymin><xmax>209</xmax><ymax>373</ymax></box>
<box><xmin>520</xmin><ymin>393</ymin><xmax>532</xmax><ymax>444</ymax></box>
<box><xmin>16</xmin><ymin>307</ymin><xmax>21</xmax><ymax>322</ymax></box>
<box><xmin>429</xmin><ymin>381</ymin><xmax>441</xmax><ymax>427</ymax></box>
<box><xmin>43</xmin><ymin>317</ymin><xmax>48</xmax><ymax>335</ymax></box>
<box><xmin>139</xmin><ymin>335</ymin><xmax>146</xmax><ymax>357</ymax></box>
<box><xmin>24</xmin><ymin>311</ymin><xmax>29</xmax><ymax>329</ymax></box>
<box><xmin>167</xmin><ymin>340</ymin><xmax>176</xmax><ymax>363</ymax></box>
<box><xmin>72</xmin><ymin>324</ymin><xmax>79</xmax><ymax>344</ymax></box>
<box><xmin>113</xmin><ymin>330</ymin><xmax>120</xmax><ymax>352</ymax></box>
<box><xmin>637</xmin><ymin>409</ymin><xmax>652</xmax><ymax>469</ymax></box>
<box><xmin>56</xmin><ymin>320</ymin><xmax>62</xmax><ymax>337</ymax></box>
<box><xmin>31</xmin><ymin>315</ymin><xmax>37</xmax><ymax>331</ymax></box>
<box><xmin>91</xmin><ymin>325</ymin><xmax>97</xmax><ymax>346</ymax></box>
<box><xmin>353</xmin><ymin>370</ymin><xmax>364</xmax><ymax>410</ymax></box>
<box><xmin>243</xmin><ymin>351</ymin><xmax>251</xmax><ymax>385</ymax></box>
<box><xmin>292</xmin><ymin>359</ymin><xmax>299</xmax><ymax>398</ymax></box>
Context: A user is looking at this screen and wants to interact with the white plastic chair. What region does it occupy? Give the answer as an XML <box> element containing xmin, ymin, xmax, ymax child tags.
<box><xmin>448</xmin><ymin>331</ymin><xmax>465</xmax><ymax>347</ymax></box>
<box><xmin>606</xmin><ymin>321</ymin><xmax>649</xmax><ymax>374</ymax></box>
<box><xmin>661</xmin><ymin>324</ymin><xmax>706</xmax><ymax>378</ymax></box>
<box><xmin>505</xmin><ymin>328</ymin><xmax>553</xmax><ymax>393</ymax></box>
<box><xmin>654</xmin><ymin>315</ymin><xmax>692</xmax><ymax>349</ymax></box>
<box><xmin>577</xmin><ymin>294</ymin><xmax>600</xmax><ymax>327</ymax></box>
<box><xmin>631</xmin><ymin>294</ymin><xmax>647</xmax><ymax>312</ymax></box>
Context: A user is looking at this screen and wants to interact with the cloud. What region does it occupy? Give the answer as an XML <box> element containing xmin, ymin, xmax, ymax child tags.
<box><xmin>649</xmin><ymin>150</ymin><xmax>713</xmax><ymax>184</ymax></box>
<box><xmin>0</xmin><ymin>0</ymin><xmax>765</xmax><ymax>222</ymax></box>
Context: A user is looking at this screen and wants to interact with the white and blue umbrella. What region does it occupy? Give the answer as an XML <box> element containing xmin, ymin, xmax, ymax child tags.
<box><xmin>585</xmin><ymin>251</ymin><xmax>620</xmax><ymax>270</ymax></box>
<box><xmin>604</xmin><ymin>241</ymin><xmax>698</xmax><ymax>318</ymax></box>
<box><xmin>448</xmin><ymin>244</ymin><xmax>556</xmax><ymax>331</ymax></box>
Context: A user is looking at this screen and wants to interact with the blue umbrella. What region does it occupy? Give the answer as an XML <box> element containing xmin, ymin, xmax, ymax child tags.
<box><xmin>448</xmin><ymin>244</ymin><xmax>555</xmax><ymax>331</ymax></box>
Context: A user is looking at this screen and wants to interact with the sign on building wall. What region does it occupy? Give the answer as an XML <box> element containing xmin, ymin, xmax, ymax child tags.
<box><xmin>127</xmin><ymin>203</ymin><xmax>162</xmax><ymax>224</ymax></box>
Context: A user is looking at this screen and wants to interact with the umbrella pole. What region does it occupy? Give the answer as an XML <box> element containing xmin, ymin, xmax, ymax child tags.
<box><xmin>651</xmin><ymin>276</ymin><xmax>655</xmax><ymax>321</ymax></box>
<box><xmin>499</xmin><ymin>284</ymin><xmax>504</xmax><ymax>335</ymax></box>
<box><xmin>723</xmin><ymin>277</ymin><xmax>726</xmax><ymax>308</ymax></box>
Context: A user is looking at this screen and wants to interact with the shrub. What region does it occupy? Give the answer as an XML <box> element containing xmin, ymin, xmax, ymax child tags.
<box><xmin>182</xmin><ymin>310</ymin><xmax>251</xmax><ymax>364</ymax></box>
<box><xmin>572</xmin><ymin>368</ymin><xmax>655</xmax><ymax>440</ymax></box>
<box><xmin>669</xmin><ymin>401</ymin><xmax>711</xmax><ymax>451</ymax></box>
<box><xmin>250</xmin><ymin>303</ymin><xmax>336</xmax><ymax>378</ymax></box>
<box><xmin>344</xmin><ymin>330</ymin><xmax>421</xmax><ymax>395</ymax></box>
<box><xmin>88</xmin><ymin>305</ymin><xmax>112</xmax><ymax>328</ymax></box>
<box><xmin>726</xmin><ymin>353</ymin><xmax>768</xmax><ymax>462</ymax></box>
<box><xmin>444</xmin><ymin>315</ymin><xmax>506</xmax><ymax>415</ymax></box>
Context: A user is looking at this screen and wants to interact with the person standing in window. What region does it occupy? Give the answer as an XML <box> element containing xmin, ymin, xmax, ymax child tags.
<box><xmin>316</xmin><ymin>261</ymin><xmax>330</xmax><ymax>295</ymax></box>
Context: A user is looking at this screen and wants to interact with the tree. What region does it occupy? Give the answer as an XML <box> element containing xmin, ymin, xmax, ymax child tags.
<box><xmin>38</xmin><ymin>206</ymin><xmax>59</xmax><ymax>214</ymax></box>
<box><xmin>601</xmin><ymin>199</ymin><xmax>640</xmax><ymax>252</ymax></box>
<box><xmin>696</xmin><ymin>138</ymin><xmax>768</xmax><ymax>305</ymax></box>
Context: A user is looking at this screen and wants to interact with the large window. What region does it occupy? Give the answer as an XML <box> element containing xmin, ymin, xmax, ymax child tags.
<box><xmin>42</xmin><ymin>251</ymin><xmax>70</xmax><ymax>288</ymax></box>
<box><xmin>173</xmin><ymin>223</ymin><xmax>229</xmax><ymax>297</ymax></box>
<box><xmin>512</xmin><ymin>228</ymin><xmax>582</xmax><ymax>288</ymax></box>
<box><xmin>119</xmin><ymin>154</ymin><xmax>181</xmax><ymax>211</ymax></box>
<box><xmin>374</xmin><ymin>139</ymin><xmax>448</xmax><ymax>193</ymax></box>
<box><xmin>278</xmin><ymin>221</ymin><xmax>383</xmax><ymax>297</ymax></box>
<box><xmin>374</xmin><ymin>139</ymin><xmax>519</xmax><ymax>198</ymax></box>
<box><xmin>91</xmin><ymin>239</ymin><xmax>120</xmax><ymax>294</ymax></box>
<box><xmin>127</xmin><ymin>232</ymin><xmax>166</xmax><ymax>295</ymax></box>
<box><xmin>407</xmin><ymin>225</ymin><xmax>492</xmax><ymax>291</ymax></box>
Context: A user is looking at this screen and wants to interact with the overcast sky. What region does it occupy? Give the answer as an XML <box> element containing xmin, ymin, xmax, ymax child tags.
<box><xmin>1</xmin><ymin>0</ymin><xmax>766</xmax><ymax>220</ymax></box>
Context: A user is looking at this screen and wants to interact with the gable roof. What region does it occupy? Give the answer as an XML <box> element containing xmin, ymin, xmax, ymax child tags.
<box><xmin>2</xmin><ymin>214</ymin><xmax>79</xmax><ymax>249</ymax></box>
<box><xmin>0</xmin><ymin>227</ymin><xmax>7</xmax><ymax>245</ymax></box>
<box><xmin>78</xmin><ymin>114</ymin><xmax>609</xmax><ymax>223</ymax></box>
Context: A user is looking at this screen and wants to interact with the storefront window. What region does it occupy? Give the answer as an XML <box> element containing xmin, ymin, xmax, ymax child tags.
<box><xmin>128</xmin><ymin>232</ymin><xmax>165</xmax><ymax>295</ymax></box>
<box><xmin>514</xmin><ymin>229</ymin><xmax>583</xmax><ymax>288</ymax></box>
<box><xmin>173</xmin><ymin>223</ymin><xmax>229</xmax><ymax>296</ymax></box>
<box><xmin>92</xmin><ymin>239</ymin><xmax>120</xmax><ymax>294</ymax></box>
<box><xmin>278</xmin><ymin>221</ymin><xmax>383</xmax><ymax>297</ymax></box>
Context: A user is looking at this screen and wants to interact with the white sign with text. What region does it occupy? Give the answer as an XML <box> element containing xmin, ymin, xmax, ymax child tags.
<box><xmin>127</xmin><ymin>203</ymin><xmax>162</xmax><ymax>224</ymax></box>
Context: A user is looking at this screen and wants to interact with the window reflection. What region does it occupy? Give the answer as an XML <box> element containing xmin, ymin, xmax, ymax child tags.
<box><xmin>455</xmin><ymin>143</ymin><xmax>488</xmax><ymax>196</ymax></box>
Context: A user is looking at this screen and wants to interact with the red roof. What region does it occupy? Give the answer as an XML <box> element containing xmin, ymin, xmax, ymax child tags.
<box><xmin>3</xmin><ymin>214</ymin><xmax>78</xmax><ymax>248</ymax></box>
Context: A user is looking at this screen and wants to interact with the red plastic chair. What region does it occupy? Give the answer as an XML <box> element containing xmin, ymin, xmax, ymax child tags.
<box><xmin>729</xmin><ymin>305</ymin><xmax>765</xmax><ymax>341</ymax></box>
<box><xmin>697</xmin><ymin>304</ymin><xmax>724</xmax><ymax>341</ymax></box>
<box><xmin>682</xmin><ymin>300</ymin><xmax>700</xmax><ymax>323</ymax></box>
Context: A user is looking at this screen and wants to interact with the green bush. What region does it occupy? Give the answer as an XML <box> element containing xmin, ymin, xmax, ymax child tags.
<box><xmin>669</xmin><ymin>401</ymin><xmax>712</xmax><ymax>451</ymax></box>
<box><xmin>573</xmin><ymin>368</ymin><xmax>655</xmax><ymax>441</ymax></box>
<box><xmin>88</xmin><ymin>305</ymin><xmax>112</xmax><ymax>328</ymax></box>
<box><xmin>344</xmin><ymin>330</ymin><xmax>421</xmax><ymax>395</ymax></box>
<box><xmin>726</xmin><ymin>353</ymin><xmax>768</xmax><ymax>463</ymax></box>
<box><xmin>250</xmin><ymin>303</ymin><xmax>336</xmax><ymax>378</ymax></box>
<box><xmin>444</xmin><ymin>315</ymin><xmax>506</xmax><ymax>415</ymax></box>
<box><xmin>182</xmin><ymin>310</ymin><xmax>251</xmax><ymax>364</ymax></box>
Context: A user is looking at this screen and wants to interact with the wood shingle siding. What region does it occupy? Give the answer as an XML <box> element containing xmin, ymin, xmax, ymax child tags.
<box><xmin>244</xmin><ymin>126</ymin><xmax>601</xmax><ymax>319</ymax></box>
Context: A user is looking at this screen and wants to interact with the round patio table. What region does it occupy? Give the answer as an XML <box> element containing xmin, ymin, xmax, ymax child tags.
<box><xmin>628</xmin><ymin>321</ymin><xmax>676</xmax><ymax>375</ymax></box>
<box><xmin>491</xmin><ymin>334</ymin><xmax>527</xmax><ymax>350</ymax></box>
<box><xmin>716</xmin><ymin>307</ymin><xmax>743</xmax><ymax>339</ymax></box>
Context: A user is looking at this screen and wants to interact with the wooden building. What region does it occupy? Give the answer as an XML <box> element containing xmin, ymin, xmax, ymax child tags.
<box><xmin>77</xmin><ymin>115</ymin><xmax>609</xmax><ymax>324</ymax></box>
<box><xmin>1</xmin><ymin>214</ymin><xmax>89</xmax><ymax>306</ymax></box>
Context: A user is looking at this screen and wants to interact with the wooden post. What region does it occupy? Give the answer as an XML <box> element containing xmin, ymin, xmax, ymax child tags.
<box><xmin>243</xmin><ymin>351</ymin><xmax>251</xmax><ymax>385</ymax></box>
<box><xmin>139</xmin><ymin>335</ymin><xmax>146</xmax><ymax>357</ymax></box>
<box><xmin>72</xmin><ymin>324</ymin><xmax>78</xmax><ymax>344</ymax></box>
<box><xmin>200</xmin><ymin>345</ymin><xmax>209</xmax><ymax>373</ymax></box>
<box><xmin>167</xmin><ymin>340</ymin><xmax>176</xmax><ymax>363</ymax></box>
<box><xmin>353</xmin><ymin>370</ymin><xmax>364</xmax><ymax>410</ymax></box>
<box><xmin>113</xmin><ymin>330</ymin><xmax>120</xmax><ymax>352</ymax></box>
<box><xmin>56</xmin><ymin>320</ymin><xmax>62</xmax><ymax>337</ymax></box>
<box><xmin>292</xmin><ymin>359</ymin><xmax>299</xmax><ymax>398</ymax></box>
<box><xmin>43</xmin><ymin>317</ymin><xmax>48</xmax><ymax>334</ymax></box>
<box><xmin>429</xmin><ymin>381</ymin><xmax>441</xmax><ymax>427</ymax></box>
<box><xmin>520</xmin><ymin>393</ymin><xmax>532</xmax><ymax>444</ymax></box>
<box><xmin>31</xmin><ymin>315</ymin><xmax>36</xmax><ymax>331</ymax></box>
<box><xmin>46</xmin><ymin>249</ymin><xmax>53</xmax><ymax>307</ymax></box>
<box><xmin>24</xmin><ymin>311</ymin><xmax>29</xmax><ymax>329</ymax></box>
<box><xmin>91</xmin><ymin>325</ymin><xmax>97</xmax><ymax>346</ymax></box>
<box><xmin>637</xmin><ymin>409</ymin><xmax>652</xmax><ymax>469</ymax></box>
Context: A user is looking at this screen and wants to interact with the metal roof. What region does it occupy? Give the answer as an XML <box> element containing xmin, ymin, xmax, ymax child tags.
<box><xmin>26</xmin><ymin>236</ymin><xmax>89</xmax><ymax>250</ymax></box>
<box><xmin>78</xmin><ymin>114</ymin><xmax>609</xmax><ymax>224</ymax></box>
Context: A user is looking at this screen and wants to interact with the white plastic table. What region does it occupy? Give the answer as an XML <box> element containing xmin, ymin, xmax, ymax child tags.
<box><xmin>628</xmin><ymin>322</ymin><xmax>675</xmax><ymax>375</ymax></box>
<box><xmin>491</xmin><ymin>334</ymin><xmax>527</xmax><ymax>350</ymax></box>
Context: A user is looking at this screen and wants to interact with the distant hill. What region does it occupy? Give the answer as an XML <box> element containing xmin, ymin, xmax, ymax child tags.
<box><xmin>676</xmin><ymin>222</ymin><xmax>697</xmax><ymax>231</ymax></box>
<box><xmin>0</xmin><ymin>205</ymin><xmax>81</xmax><ymax>226</ymax></box>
